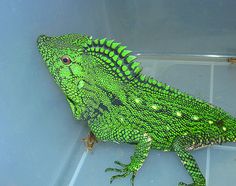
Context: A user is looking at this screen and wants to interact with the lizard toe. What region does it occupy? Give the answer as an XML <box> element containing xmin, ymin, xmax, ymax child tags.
<box><xmin>105</xmin><ymin>160</ymin><xmax>137</xmax><ymax>185</ymax></box>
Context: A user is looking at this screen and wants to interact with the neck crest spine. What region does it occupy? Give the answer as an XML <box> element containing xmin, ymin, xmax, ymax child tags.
<box><xmin>82</xmin><ymin>38</ymin><xmax>142</xmax><ymax>82</ymax></box>
<box><xmin>82</xmin><ymin>37</ymin><xmax>180</xmax><ymax>94</ymax></box>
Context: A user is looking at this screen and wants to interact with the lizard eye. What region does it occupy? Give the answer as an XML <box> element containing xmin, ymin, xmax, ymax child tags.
<box><xmin>61</xmin><ymin>55</ymin><xmax>71</xmax><ymax>65</ymax></box>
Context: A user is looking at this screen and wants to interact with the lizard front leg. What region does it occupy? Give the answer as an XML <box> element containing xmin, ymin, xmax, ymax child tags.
<box><xmin>89</xmin><ymin>120</ymin><xmax>152</xmax><ymax>186</ymax></box>
<box><xmin>173</xmin><ymin>136</ymin><xmax>206</xmax><ymax>186</ymax></box>
<box><xmin>82</xmin><ymin>131</ymin><xmax>97</xmax><ymax>151</ymax></box>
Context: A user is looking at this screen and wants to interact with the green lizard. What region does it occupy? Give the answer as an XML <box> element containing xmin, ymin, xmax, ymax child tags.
<box><xmin>37</xmin><ymin>34</ymin><xmax>236</xmax><ymax>186</ymax></box>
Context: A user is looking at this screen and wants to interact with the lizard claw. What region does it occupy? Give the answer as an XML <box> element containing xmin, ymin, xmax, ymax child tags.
<box><xmin>105</xmin><ymin>160</ymin><xmax>137</xmax><ymax>185</ymax></box>
<box><xmin>114</xmin><ymin>160</ymin><xmax>127</xmax><ymax>167</ymax></box>
<box><xmin>109</xmin><ymin>172</ymin><xmax>129</xmax><ymax>184</ymax></box>
<box><xmin>178</xmin><ymin>182</ymin><xmax>188</xmax><ymax>186</ymax></box>
<box><xmin>105</xmin><ymin>167</ymin><xmax>123</xmax><ymax>173</ymax></box>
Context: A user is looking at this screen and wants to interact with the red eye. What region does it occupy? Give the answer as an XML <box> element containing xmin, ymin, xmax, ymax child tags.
<box><xmin>61</xmin><ymin>56</ymin><xmax>71</xmax><ymax>64</ymax></box>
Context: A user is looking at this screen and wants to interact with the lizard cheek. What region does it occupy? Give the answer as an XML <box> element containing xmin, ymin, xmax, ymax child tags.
<box><xmin>77</xmin><ymin>80</ymin><xmax>85</xmax><ymax>90</ymax></box>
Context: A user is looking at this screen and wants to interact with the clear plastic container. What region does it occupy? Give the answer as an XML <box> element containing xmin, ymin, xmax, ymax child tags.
<box><xmin>0</xmin><ymin>0</ymin><xmax>236</xmax><ymax>186</ymax></box>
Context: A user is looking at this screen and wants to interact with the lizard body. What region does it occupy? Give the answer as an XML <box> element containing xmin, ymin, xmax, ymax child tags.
<box><xmin>37</xmin><ymin>34</ymin><xmax>236</xmax><ymax>186</ymax></box>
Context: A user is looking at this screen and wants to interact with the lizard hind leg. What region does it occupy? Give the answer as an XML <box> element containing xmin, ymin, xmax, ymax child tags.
<box><xmin>173</xmin><ymin>136</ymin><xmax>206</xmax><ymax>186</ymax></box>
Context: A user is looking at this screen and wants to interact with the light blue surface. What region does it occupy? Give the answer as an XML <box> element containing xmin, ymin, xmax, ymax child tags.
<box><xmin>0</xmin><ymin>0</ymin><xmax>108</xmax><ymax>185</ymax></box>
<box><xmin>0</xmin><ymin>0</ymin><xmax>236</xmax><ymax>186</ymax></box>
<box><xmin>105</xmin><ymin>0</ymin><xmax>236</xmax><ymax>56</ymax></box>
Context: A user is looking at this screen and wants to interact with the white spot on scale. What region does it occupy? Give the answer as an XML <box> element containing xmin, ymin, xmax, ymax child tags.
<box><xmin>143</xmin><ymin>133</ymin><xmax>148</xmax><ymax>137</ymax></box>
<box><xmin>192</xmin><ymin>115</ymin><xmax>199</xmax><ymax>121</ymax></box>
<box><xmin>151</xmin><ymin>105</ymin><xmax>157</xmax><ymax>110</ymax></box>
<box><xmin>176</xmin><ymin>111</ymin><xmax>182</xmax><ymax>117</ymax></box>
<box><xmin>208</xmin><ymin>120</ymin><xmax>213</xmax><ymax>124</ymax></box>
<box><xmin>147</xmin><ymin>136</ymin><xmax>152</xmax><ymax>142</ymax></box>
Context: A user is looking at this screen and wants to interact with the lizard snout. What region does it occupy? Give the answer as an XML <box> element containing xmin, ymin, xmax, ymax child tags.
<box><xmin>37</xmin><ymin>35</ymin><xmax>50</xmax><ymax>45</ymax></box>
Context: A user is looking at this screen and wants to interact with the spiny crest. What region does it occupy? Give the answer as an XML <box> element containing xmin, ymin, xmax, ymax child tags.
<box><xmin>82</xmin><ymin>37</ymin><xmax>143</xmax><ymax>82</ymax></box>
<box><xmin>81</xmin><ymin>37</ymin><xmax>181</xmax><ymax>94</ymax></box>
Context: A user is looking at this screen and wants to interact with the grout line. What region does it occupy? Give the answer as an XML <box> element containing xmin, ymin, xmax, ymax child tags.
<box><xmin>209</xmin><ymin>64</ymin><xmax>214</xmax><ymax>104</ymax></box>
<box><xmin>138</xmin><ymin>58</ymin><xmax>229</xmax><ymax>66</ymax></box>
<box><xmin>206</xmin><ymin>148</ymin><xmax>210</xmax><ymax>186</ymax></box>
<box><xmin>205</xmin><ymin>64</ymin><xmax>215</xmax><ymax>186</ymax></box>
<box><xmin>212</xmin><ymin>145</ymin><xmax>236</xmax><ymax>151</ymax></box>
<box><xmin>135</xmin><ymin>53</ymin><xmax>235</xmax><ymax>62</ymax></box>
<box><xmin>68</xmin><ymin>151</ymin><xmax>88</xmax><ymax>186</ymax></box>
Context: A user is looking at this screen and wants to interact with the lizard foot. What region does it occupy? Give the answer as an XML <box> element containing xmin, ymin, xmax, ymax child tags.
<box><xmin>105</xmin><ymin>160</ymin><xmax>136</xmax><ymax>186</ymax></box>
<box><xmin>178</xmin><ymin>181</ymin><xmax>205</xmax><ymax>186</ymax></box>
<box><xmin>82</xmin><ymin>131</ymin><xmax>97</xmax><ymax>151</ymax></box>
<box><xmin>178</xmin><ymin>182</ymin><xmax>192</xmax><ymax>186</ymax></box>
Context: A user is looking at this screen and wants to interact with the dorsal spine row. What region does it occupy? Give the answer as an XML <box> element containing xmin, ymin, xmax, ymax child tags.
<box><xmin>82</xmin><ymin>37</ymin><xmax>179</xmax><ymax>94</ymax></box>
<box><xmin>82</xmin><ymin>38</ymin><xmax>142</xmax><ymax>81</ymax></box>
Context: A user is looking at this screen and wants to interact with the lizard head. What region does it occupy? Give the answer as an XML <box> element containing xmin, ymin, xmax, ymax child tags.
<box><xmin>37</xmin><ymin>34</ymin><xmax>92</xmax><ymax>119</ymax></box>
<box><xmin>37</xmin><ymin>34</ymin><xmax>143</xmax><ymax>120</ymax></box>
